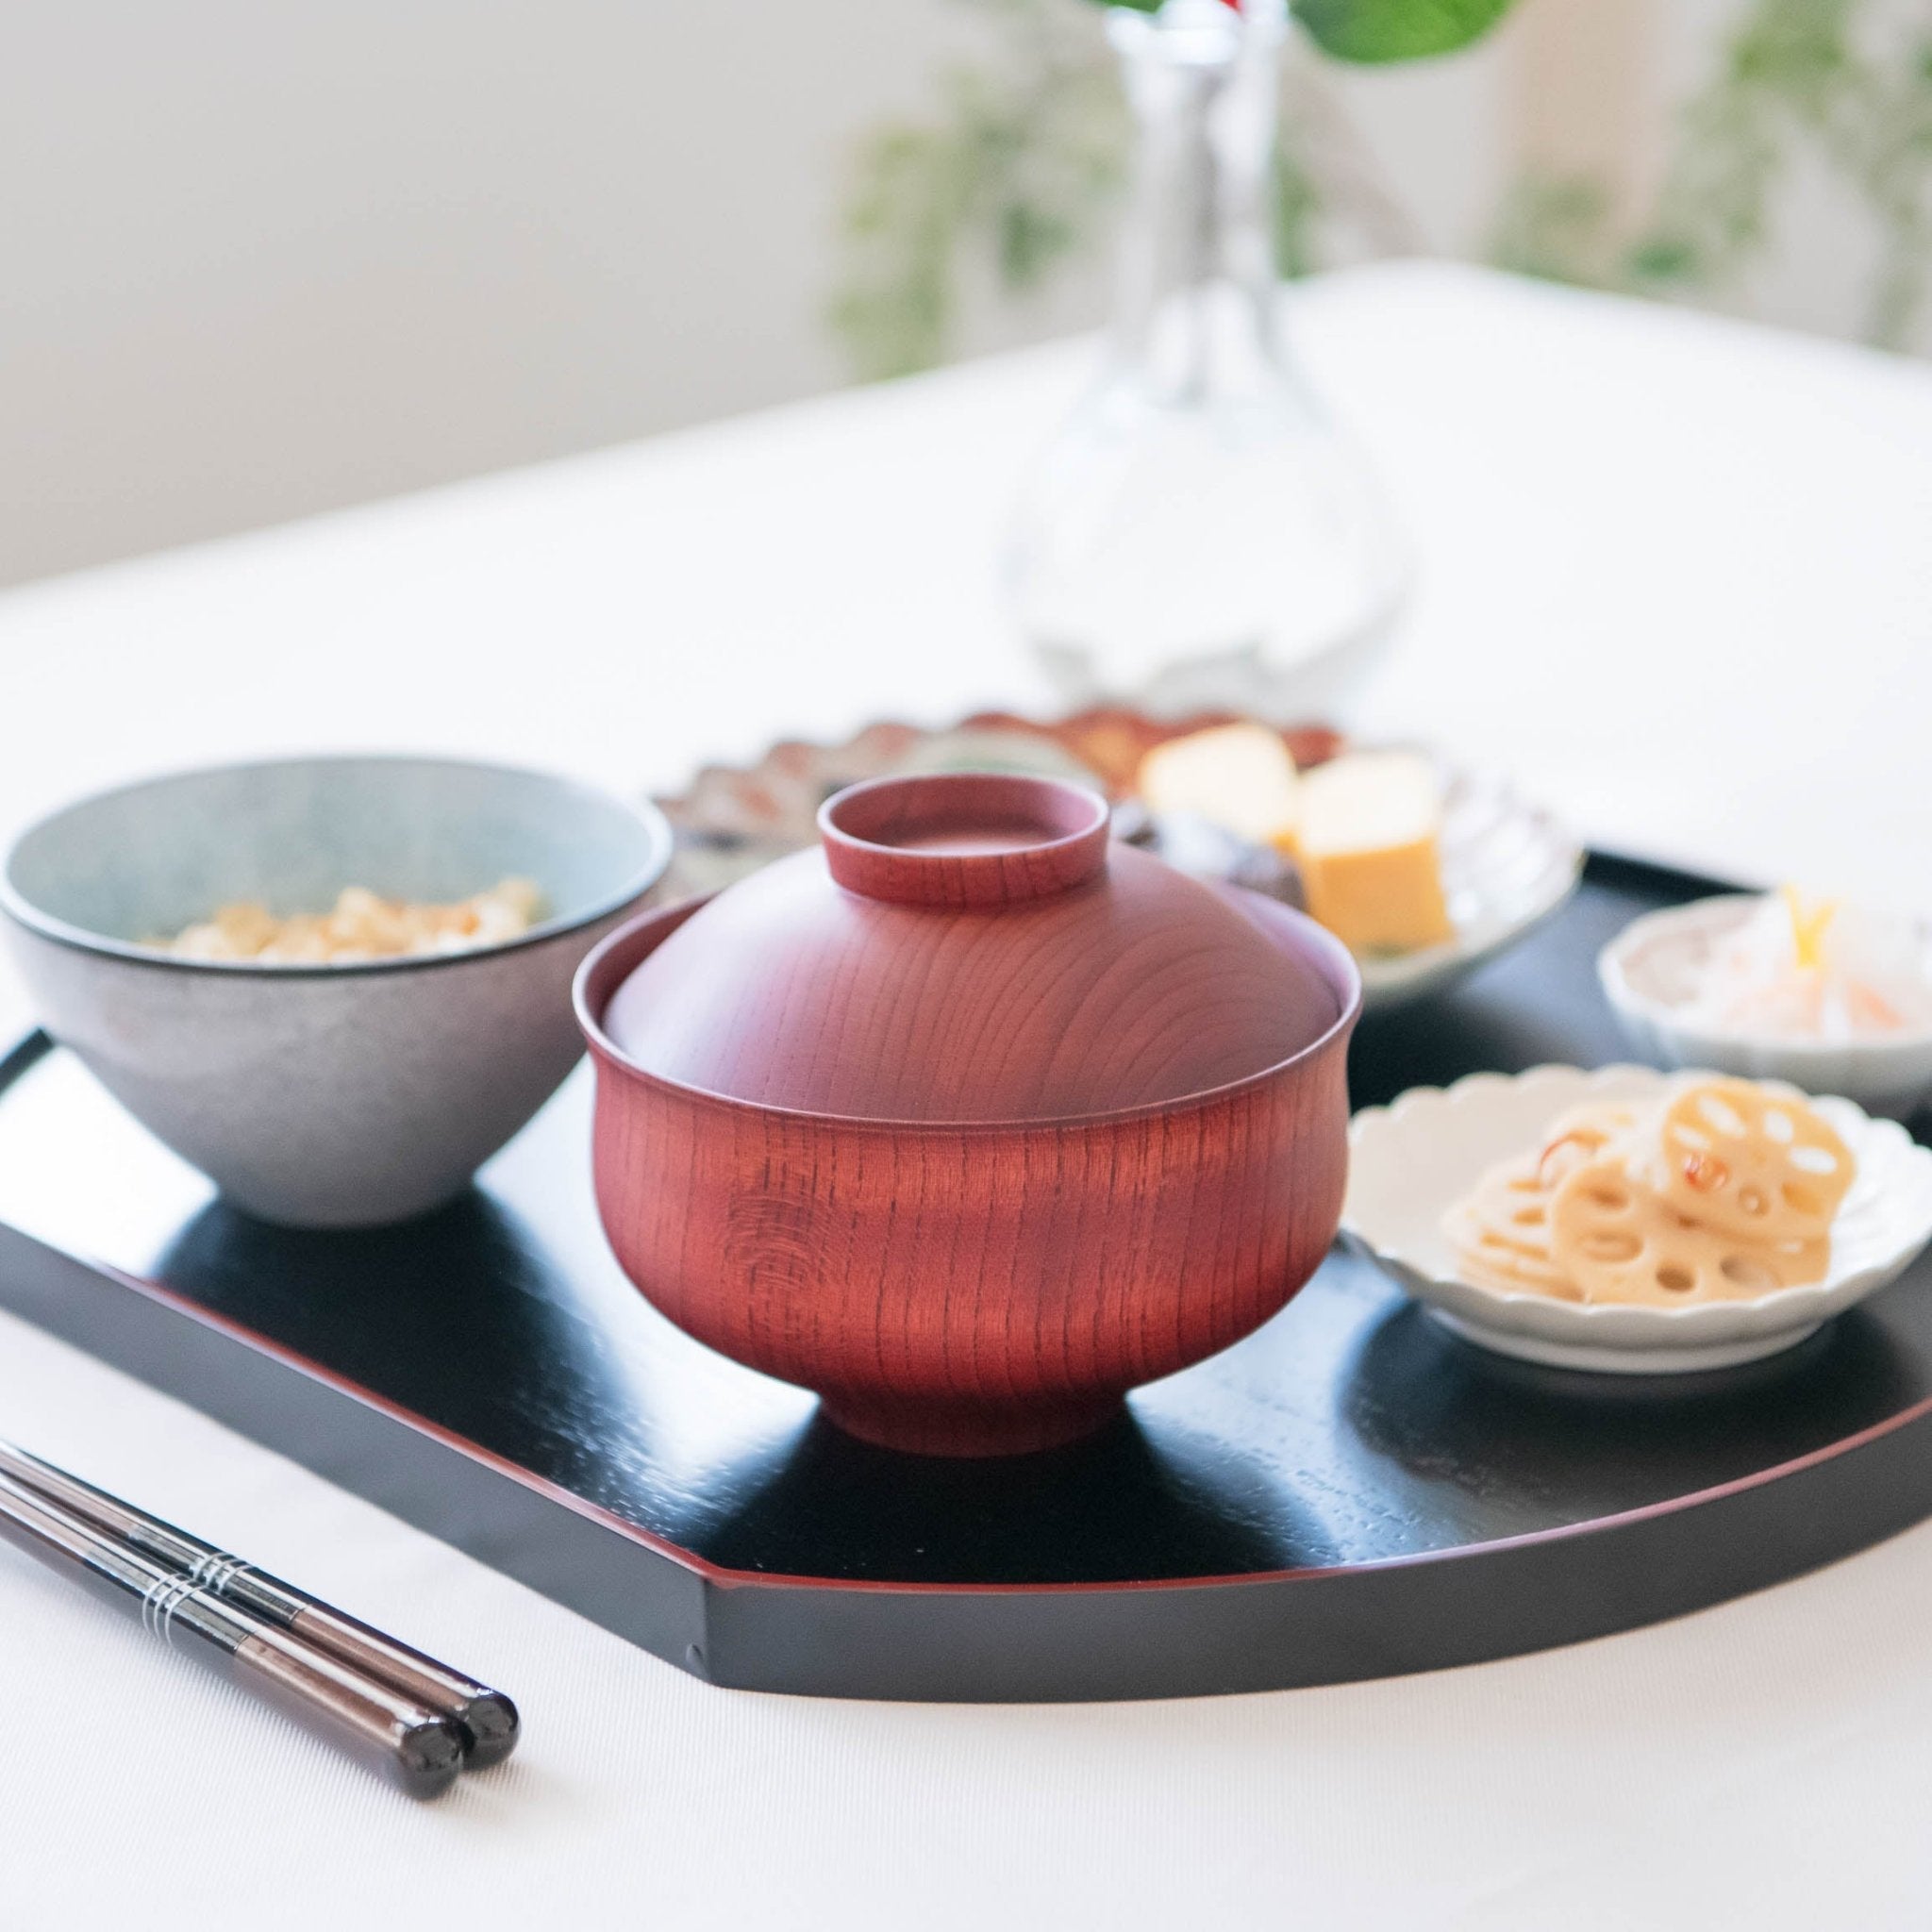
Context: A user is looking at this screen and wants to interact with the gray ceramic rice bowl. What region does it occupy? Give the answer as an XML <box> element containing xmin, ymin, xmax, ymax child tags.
<box><xmin>1</xmin><ymin>755</ymin><xmax>672</xmax><ymax>1228</ymax></box>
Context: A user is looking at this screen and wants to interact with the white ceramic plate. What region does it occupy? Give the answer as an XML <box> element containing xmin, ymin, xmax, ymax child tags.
<box><xmin>1357</xmin><ymin>767</ymin><xmax>1583</xmax><ymax>1011</ymax></box>
<box><xmin>1342</xmin><ymin>1063</ymin><xmax>1932</xmax><ymax>1373</ymax></box>
<box><xmin>1600</xmin><ymin>895</ymin><xmax>1932</xmax><ymax>1121</ymax></box>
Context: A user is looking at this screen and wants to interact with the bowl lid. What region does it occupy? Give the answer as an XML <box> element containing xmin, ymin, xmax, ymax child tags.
<box><xmin>602</xmin><ymin>773</ymin><xmax>1350</xmax><ymax>1124</ymax></box>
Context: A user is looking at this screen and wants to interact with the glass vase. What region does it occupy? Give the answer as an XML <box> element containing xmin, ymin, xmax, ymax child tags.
<box><xmin>1008</xmin><ymin>0</ymin><xmax>1408</xmax><ymax>722</ymax></box>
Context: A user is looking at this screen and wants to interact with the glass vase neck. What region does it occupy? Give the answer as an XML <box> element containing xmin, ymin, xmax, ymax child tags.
<box><xmin>1107</xmin><ymin>0</ymin><xmax>1289</xmax><ymax>398</ymax></box>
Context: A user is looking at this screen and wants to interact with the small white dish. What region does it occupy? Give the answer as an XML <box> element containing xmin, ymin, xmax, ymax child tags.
<box><xmin>1342</xmin><ymin>1063</ymin><xmax>1932</xmax><ymax>1373</ymax></box>
<box><xmin>1601</xmin><ymin>896</ymin><xmax>1932</xmax><ymax>1121</ymax></box>
<box><xmin>1357</xmin><ymin>766</ymin><xmax>1582</xmax><ymax>1011</ymax></box>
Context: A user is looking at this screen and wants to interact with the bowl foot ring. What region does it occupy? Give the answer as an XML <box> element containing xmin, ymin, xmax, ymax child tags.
<box><xmin>818</xmin><ymin>1391</ymin><xmax>1125</xmax><ymax>1458</ymax></box>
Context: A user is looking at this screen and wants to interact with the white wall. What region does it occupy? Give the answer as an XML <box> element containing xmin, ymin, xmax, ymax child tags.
<box><xmin>0</xmin><ymin>0</ymin><xmax>1555</xmax><ymax>592</ymax></box>
<box><xmin>0</xmin><ymin>0</ymin><xmax>1914</xmax><ymax>591</ymax></box>
<box><xmin>0</xmin><ymin>0</ymin><xmax>962</xmax><ymax>587</ymax></box>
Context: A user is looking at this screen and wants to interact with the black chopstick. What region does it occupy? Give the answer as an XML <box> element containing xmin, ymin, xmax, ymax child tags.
<box><xmin>0</xmin><ymin>1469</ymin><xmax>463</xmax><ymax>1798</ymax></box>
<box><xmin>0</xmin><ymin>1439</ymin><xmax>519</xmax><ymax>1768</ymax></box>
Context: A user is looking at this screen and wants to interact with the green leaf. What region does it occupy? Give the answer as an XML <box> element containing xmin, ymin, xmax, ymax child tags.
<box><xmin>1291</xmin><ymin>0</ymin><xmax>1514</xmax><ymax>63</ymax></box>
<box><xmin>1272</xmin><ymin>144</ymin><xmax>1322</xmax><ymax>278</ymax></box>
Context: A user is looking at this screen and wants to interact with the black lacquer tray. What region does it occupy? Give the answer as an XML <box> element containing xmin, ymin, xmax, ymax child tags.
<box><xmin>3</xmin><ymin>854</ymin><xmax>1930</xmax><ymax>1703</ymax></box>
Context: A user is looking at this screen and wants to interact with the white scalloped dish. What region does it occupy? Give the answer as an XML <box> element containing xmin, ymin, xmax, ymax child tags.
<box><xmin>1342</xmin><ymin>1064</ymin><xmax>1932</xmax><ymax>1373</ymax></box>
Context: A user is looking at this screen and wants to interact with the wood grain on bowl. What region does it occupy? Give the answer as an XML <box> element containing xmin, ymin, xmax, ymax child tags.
<box><xmin>578</xmin><ymin>774</ymin><xmax>1360</xmax><ymax>1457</ymax></box>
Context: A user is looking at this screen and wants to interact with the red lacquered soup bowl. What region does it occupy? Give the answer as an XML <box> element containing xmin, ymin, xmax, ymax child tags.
<box><xmin>575</xmin><ymin>773</ymin><xmax>1360</xmax><ymax>1457</ymax></box>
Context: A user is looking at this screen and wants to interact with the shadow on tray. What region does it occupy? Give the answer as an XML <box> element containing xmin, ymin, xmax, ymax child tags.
<box><xmin>156</xmin><ymin>1191</ymin><xmax>678</xmax><ymax>1511</ymax></box>
<box><xmin>153</xmin><ymin>1184</ymin><xmax>1932</xmax><ymax>1591</ymax></box>
<box><xmin>1342</xmin><ymin>1297</ymin><xmax>1925</xmax><ymax>1521</ymax></box>
<box><xmin>670</xmin><ymin>1405</ymin><xmax>1341</xmax><ymax>1587</ymax></box>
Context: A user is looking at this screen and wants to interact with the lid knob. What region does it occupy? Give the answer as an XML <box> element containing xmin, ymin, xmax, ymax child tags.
<box><xmin>818</xmin><ymin>774</ymin><xmax>1110</xmax><ymax>908</ymax></box>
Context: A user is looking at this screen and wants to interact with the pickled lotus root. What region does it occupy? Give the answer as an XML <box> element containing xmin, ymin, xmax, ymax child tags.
<box><xmin>1457</xmin><ymin>1155</ymin><xmax>1560</xmax><ymax>1257</ymax></box>
<box><xmin>1455</xmin><ymin>1241</ymin><xmax>1579</xmax><ymax>1300</ymax></box>
<box><xmin>1438</xmin><ymin>1102</ymin><xmax>1643</xmax><ymax>1302</ymax></box>
<box><xmin>1445</xmin><ymin>1178</ymin><xmax>1580</xmax><ymax>1299</ymax></box>
<box><xmin>1651</xmin><ymin>1077</ymin><xmax>1854</xmax><ymax>1244</ymax></box>
<box><xmin>1439</xmin><ymin>1082</ymin><xmax>1854</xmax><ymax>1308</ymax></box>
<box><xmin>1444</xmin><ymin>1104</ymin><xmax>1641</xmax><ymax>1248</ymax></box>
<box><xmin>1533</xmin><ymin>1101</ymin><xmax>1644</xmax><ymax>1189</ymax></box>
<box><xmin>1549</xmin><ymin>1156</ymin><xmax>1829</xmax><ymax>1307</ymax></box>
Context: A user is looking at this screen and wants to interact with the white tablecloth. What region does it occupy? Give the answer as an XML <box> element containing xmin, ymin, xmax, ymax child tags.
<box><xmin>3</xmin><ymin>263</ymin><xmax>1930</xmax><ymax>1928</ymax></box>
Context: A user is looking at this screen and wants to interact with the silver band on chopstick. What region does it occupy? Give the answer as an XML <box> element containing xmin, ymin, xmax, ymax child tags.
<box><xmin>140</xmin><ymin>1568</ymin><xmax>201</xmax><ymax>1648</ymax></box>
<box><xmin>187</xmin><ymin>1549</ymin><xmax>252</xmax><ymax>1597</ymax></box>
